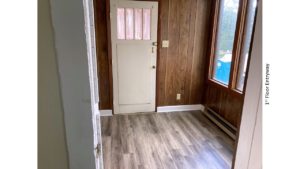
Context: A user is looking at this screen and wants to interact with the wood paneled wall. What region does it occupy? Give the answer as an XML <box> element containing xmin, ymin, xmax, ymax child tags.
<box><xmin>94</xmin><ymin>0</ymin><xmax>213</xmax><ymax>109</ymax></box>
<box><xmin>204</xmin><ymin>84</ymin><xmax>244</xmax><ymax>127</ymax></box>
<box><xmin>157</xmin><ymin>0</ymin><xmax>212</xmax><ymax>106</ymax></box>
<box><xmin>94</xmin><ymin>0</ymin><xmax>112</xmax><ymax>109</ymax></box>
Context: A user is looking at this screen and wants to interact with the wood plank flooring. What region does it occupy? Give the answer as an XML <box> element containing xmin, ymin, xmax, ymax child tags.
<box><xmin>101</xmin><ymin>111</ymin><xmax>234</xmax><ymax>169</ymax></box>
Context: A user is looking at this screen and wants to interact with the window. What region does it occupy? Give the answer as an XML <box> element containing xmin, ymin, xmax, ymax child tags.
<box><xmin>117</xmin><ymin>8</ymin><xmax>151</xmax><ymax>40</ymax></box>
<box><xmin>235</xmin><ymin>0</ymin><xmax>257</xmax><ymax>91</ymax></box>
<box><xmin>213</xmin><ymin>0</ymin><xmax>240</xmax><ymax>85</ymax></box>
<box><xmin>209</xmin><ymin>0</ymin><xmax>257</xmax><ymax>93</ymax></box>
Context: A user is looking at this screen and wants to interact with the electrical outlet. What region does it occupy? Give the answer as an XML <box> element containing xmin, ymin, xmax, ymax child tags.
<box><xmin>176</xmin><ymin>93</ymin><xmax>181</xmax><ymax>100</ymax></box>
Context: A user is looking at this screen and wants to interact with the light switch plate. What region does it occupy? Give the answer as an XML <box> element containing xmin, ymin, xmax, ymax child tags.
<box><xmin>162</xmin><ymin>40</ymin><xmax>169</xmax><ymax>48</ymax></box>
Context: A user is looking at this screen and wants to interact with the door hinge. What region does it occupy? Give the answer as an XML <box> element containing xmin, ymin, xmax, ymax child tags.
<box><xmin>95</xmin><ymin>143</ymin><xmax>101</xmax><ymax>157</ymax></box>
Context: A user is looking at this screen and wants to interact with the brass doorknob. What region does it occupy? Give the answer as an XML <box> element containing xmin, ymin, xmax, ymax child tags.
<box><xmin>152</xmin><ymin>65</ymin><xmax>156</xmax><ymax>69</ymax></box>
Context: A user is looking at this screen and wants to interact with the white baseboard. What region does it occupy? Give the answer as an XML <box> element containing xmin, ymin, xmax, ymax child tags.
<box><xmin>100</xmin><ymin>109</ymin><xmax>113</xmax><ymax>116</ymax></box>
<box><xmin>157</xmin><ymin>104</ymin><xmax>205</xmax><ymax>113</ymax></box>
<box><xmin>99</xmin><ymin>105</ymin><xmax>204</xmax><ymax>115</ymax></box>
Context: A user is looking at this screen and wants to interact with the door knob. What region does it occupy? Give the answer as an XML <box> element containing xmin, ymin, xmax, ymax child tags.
<box><xmin>152</xmin><ymin>65</ymin><xmax>156</xmax><ymax>69</ymax></box>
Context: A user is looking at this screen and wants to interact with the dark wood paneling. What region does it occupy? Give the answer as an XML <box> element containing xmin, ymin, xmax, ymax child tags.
<box><xmin>156</xmin><ymin>0</ymin><xmax>169</xmax><ymax>106</ymax></box>
<box><xmin>184</xmin><ymin>0</ymin><xmax>197</xmax><ymax>104</ymax></box>
<box><xmin>188</xmin><ymin>0</ymin><xmax>212</xmax><ymax>104</ymax></box>
<box><xmin>157</xmin><ymin>0</ymin><xmax>212</xmax><ymax>106</ymax></box>
<box><xmin>164</xmin><ymin>0</ymin><xmax>182</xmax><ymax>105</ymax></box>
<box><xmin>94</xmin><ymin>0</ymin><xmax>112</xmax><ymax>109</ymax></box>
<box><xmin>94</xmin><ymin>0</ymin><xmax>213</xmax><ymax>109</ymax></box>
<box><xmin>105</xmin><ymin>0</ymin><xmax>113</xmax><ymax>110</ymax></box>
<box><xmin>204</xmin><ymin>84</ymin><xmax>244</xmax><ymax>127</ymax></box>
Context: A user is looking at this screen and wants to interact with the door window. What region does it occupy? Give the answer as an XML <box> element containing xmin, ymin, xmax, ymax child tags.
<box><xmin>117</xmin><ymin>8</ymin><xmax>151</xmax><ymax>40</ymax></box>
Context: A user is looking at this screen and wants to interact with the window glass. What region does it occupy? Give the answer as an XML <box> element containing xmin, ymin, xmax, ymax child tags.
<box><xmin>143</xmin><ymin>8</ymin><xmax>151</xmax><ymax>40</ymax></box>
<box><xmin>134</xmin><ymin>8</ymin><xmax>143</xmax><ymax>40</ymax></box>
<box><xmin>213</xmin><ymin>0</ymin><xmax>240</xmax><ymax>85</ymax></box>
<box><xmin>117</xmin><ymin>8</ymin><xmax>151</xmax><ymax>40</ymax></box>
<box><xmin>117</xmin><ymin>8</ymin><xmax>125</xmax><ymax>40</ymax></box>
<box><xmin>236</xmin><ymin>0</ymin><xmax>257</xmax><ymax>91</ymax></box>
<box><xmin>125</xmin><ymin>8</ymin><xmax>134</xmax><ymax>40</ymax></box>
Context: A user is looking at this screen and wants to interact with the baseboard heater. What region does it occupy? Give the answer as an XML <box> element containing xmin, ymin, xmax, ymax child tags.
<box><xmin>203</xmin><ymin>107</ymin><xmax>237</xmax><ymax>140</ymax></box>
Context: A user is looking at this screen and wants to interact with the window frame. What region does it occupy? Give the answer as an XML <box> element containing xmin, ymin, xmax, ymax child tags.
<box><xmin>207</xmin><ymin>0</ymin><xmax>258</xmax><ymax>95</ymax></box>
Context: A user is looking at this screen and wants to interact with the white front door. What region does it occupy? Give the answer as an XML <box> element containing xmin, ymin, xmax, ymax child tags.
<box><xmin>111</xmin><ymin>1</ymin><xmax>158</xmax><ymax>114</ymax></box>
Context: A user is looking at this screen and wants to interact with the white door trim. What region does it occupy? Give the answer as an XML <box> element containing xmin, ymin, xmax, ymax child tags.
<box><xmin>82</xmin><ymin>0</ymin><xmax>103</xmax><ymax>168</ymax></box>
<box><xmin>50</xmin><ymin>0</ymin><xmax>103</xmax><ymax>168</ymax></box>
<box><xmin>233</xmin><ymin>0</ymin><xmax>262</xmax><ymax>168</ymax></box>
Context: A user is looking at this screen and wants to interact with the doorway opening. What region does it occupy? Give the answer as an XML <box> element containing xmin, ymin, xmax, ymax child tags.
<box><xmin>90</xmin><ymin>0</ymin><xmax>261</xmax><ymax>168</ymax></box>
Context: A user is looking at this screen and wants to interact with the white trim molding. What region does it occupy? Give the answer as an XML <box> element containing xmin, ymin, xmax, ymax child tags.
<box><xmin>157</xmin><ymin>104</ymin><xmax>205</xmax><ymax>113</ymax></box>
<box><xmin>50</xmin><ymin>0</ymin><xmax>99</xmax><ymax>168</ymax></box>
<box><xmin>100</xmin><ymin>109</ymin><xmax>113</xmax><ymax>116</ymax></box>
<box><xmin>233</xmin><ymin>1</ymin><xmax>262</xmax><ymax>168</ymax></box>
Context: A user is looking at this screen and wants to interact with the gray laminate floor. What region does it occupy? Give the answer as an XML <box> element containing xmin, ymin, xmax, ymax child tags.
<box><xmin>101</xmin><ymin>111</ymin><xmax>234</xmax><ymax>169</ymax></box>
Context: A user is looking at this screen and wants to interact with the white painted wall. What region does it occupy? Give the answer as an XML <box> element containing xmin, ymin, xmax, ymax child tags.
<box><xmin>38</xmin><ymin>0</ymin><xmax>69</xmax><ymax>168</ymax></box>
<box><xmin>49</xmin><ymin>0</ymin><xmax>98</xmax><ymax>168</ymax></box>
<box><xmin>233</xmin><ymin>0</ymin><xmax>262</xmax><ymax>168</ymax></box>
<box><xmin>248</xmin><ymin>96</ymin><xmax>262</xmax><ymax>169</ymax></box>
